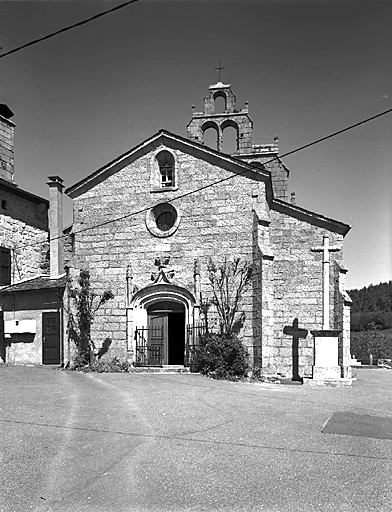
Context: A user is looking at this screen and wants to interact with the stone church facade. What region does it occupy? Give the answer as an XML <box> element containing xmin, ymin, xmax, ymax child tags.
<box><xmin>65</xmin><ymin>81</ymin><xmax>352</xmax><ymax>379</ymax></box>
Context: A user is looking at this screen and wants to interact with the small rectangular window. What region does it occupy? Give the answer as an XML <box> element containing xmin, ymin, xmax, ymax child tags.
<box><xmin>160</xmin><ymin>164</ymin><xmax>174</xmax><ymax>187</ymax></box>
<box><xmin>0</xmin><ymin>247</ymin><xmax>11</xmax><ymax>285</ymax></box>
<box><xmin>1</xmin><ymin>200</ymin><xmax>7</xmax><ymax>210</ymax></box>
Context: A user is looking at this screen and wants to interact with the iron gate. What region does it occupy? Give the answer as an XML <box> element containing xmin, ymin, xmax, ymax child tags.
<box><xmin>134</xmin><ymin>322</ymin><xmax>207</xmax><ymax>368</ymax></box>
<box><xmin>185</xmin><ymin>323</ymin><xmax>206</xmax><ymax>369</ymax></box>
<box><xmin>135</xmin><ymin>326</ymin><xmax>164</xmax><ymax>367</ymax></box>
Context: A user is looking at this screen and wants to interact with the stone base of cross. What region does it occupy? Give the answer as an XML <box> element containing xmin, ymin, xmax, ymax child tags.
<box><xmin>311</xmin><ymin>329</ymin><xmax>342</xmax><ymax>379</ymax></box>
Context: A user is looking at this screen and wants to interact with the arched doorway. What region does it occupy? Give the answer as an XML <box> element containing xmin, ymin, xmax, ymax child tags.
<box><xmin>130</xmin><ymin>283</ymin><xmax>196</xmax><ymax>367</ymax></box>
<box><xmin>147</xmin><ymin>301</ymin><xmax>185</xmax><ymax>365</ymax></box>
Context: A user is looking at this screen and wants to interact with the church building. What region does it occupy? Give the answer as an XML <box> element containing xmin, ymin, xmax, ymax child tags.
<box><xmin>64</xmin><ymin>80</ymin><xmax>352</xmax><ymax>380</ymax></box>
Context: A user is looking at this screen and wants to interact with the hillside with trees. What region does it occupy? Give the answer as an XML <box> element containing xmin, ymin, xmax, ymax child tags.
<box><xmin>348</xmin><ymin>281</ymin><xmax>392</xmax><ymax>362</ymax></box>
<box><xmin>348</xmin><ymin>281</ymin><xmax>392</xmax><ymax>331</ymax></box>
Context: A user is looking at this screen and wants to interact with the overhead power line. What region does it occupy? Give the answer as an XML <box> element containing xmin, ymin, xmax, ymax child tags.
<box><xmin>5</xmin><ymin>104</ymin><xmax>391</xmax><ymax>255</ymax></box>
<box><xmin>69</xmin><ymin>105</ymin><xmax>392</xmax><ymax>236</ymax></box>
<box><xmin>280</xmin><ymin>107</ymin><xmax>392</xmax><ymax>158</ymax></box>
<box><xmin>0</xmin><ymin>0</ymin><xmax>140</xmax><ymax>59</ymax></box>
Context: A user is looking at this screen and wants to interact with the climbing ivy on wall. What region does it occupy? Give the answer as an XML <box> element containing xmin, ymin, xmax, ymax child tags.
<box><xmin>67</xmin><ymin>269</ymin><xmax>114</xmax><ymax>365</ymax></box>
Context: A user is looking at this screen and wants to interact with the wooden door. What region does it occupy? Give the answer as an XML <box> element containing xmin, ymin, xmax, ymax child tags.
<box><xmin>42</xmin><ymin>312</ymin><xmax>60</xmax><ymax>364</ymax></box>
<box><xmin>0</xmin><ymin>309</ymin><xmax>5</xmax><ymax>363</ymax></box>
<box><xmin>148</xmin><ymin>313</ymin><xmax>167</xmax><ymax>365</ymax></box>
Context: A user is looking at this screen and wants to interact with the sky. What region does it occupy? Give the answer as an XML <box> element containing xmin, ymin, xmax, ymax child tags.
<box><xmin>0</xmin><ymin>0</ymin><xmax>391</xmax><ymax>291</ymax></box>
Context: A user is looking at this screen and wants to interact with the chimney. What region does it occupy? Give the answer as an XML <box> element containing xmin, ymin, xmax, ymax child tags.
<box><xmin>0</xmin><ymin>103</ymin><xmax>15</xmax><ymax>183</ymax></box>
<box><xmin>47</xmin><ymin>176</ymin><xmax>64</xmax><ymax>278</ymax></box>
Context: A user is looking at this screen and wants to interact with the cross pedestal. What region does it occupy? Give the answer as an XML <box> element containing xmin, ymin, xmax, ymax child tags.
<box><xmin>311</xmin><ymin>329</ymin><xmax>341</xmax><ymax>379</ymax></box>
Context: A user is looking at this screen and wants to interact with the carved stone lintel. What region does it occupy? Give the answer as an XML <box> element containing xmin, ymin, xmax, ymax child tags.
<box><xmin>155</xmin><ymin>255</ymin><xmax>170</xmax><ymax>270</ymax></box>
<box><xmin>151</xmin><ymin>256</ymin><xmax>175</xmax><ymax>284</ymax></box>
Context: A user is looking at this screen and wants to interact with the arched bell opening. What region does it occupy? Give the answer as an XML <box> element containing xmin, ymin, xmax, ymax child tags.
<box><xmin>213</xmin><ymin>90</ymin><xmax>227</xmax><ymax>114</ymax></box>
<box><xmin>221</xmin><ymin>119</ymin><xmax>239</xmax><ymax>154</ymax></box>
<box><xmin>202</xmin><ymin>120</ymin><xmax>220</xmax><ymax>151</ymax></box>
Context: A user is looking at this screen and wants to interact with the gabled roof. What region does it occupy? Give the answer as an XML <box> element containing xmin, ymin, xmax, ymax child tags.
<box><xmin>65</xmin><ymin>129</ymin><xmax>351</xmax><ymax>236</ymax></box>
<box><xmin>65</xmin><ymin>129</ymin><xmax>272</xmax><ymax>199</ymax></box>
<box><xmin>0</xmin><ymin>275</ymin><xmax>66</xmax><ymax>294</ymax></box>
<box><xmin>273</xmin><ymin>199</ymin><xmax>351</xmax><ymax>236</ymax></box>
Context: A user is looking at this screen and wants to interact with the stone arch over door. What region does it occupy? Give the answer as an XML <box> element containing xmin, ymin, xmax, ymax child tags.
<box><xmin>129</xmin><ymin>283</ymin><xmax>196</xmax><ymax>365</ymax></box>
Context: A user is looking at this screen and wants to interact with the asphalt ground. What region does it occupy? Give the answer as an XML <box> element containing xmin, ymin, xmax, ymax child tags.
<box><xmin>1</xmin><ymin>366</ymin><xmax>391</xmax><ymax>512</ymax></box>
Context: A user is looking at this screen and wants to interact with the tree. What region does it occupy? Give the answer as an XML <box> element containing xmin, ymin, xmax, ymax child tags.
<box><xmin>206</xmin><ymin>256</ymin><xmax>253</xmax><ymax>337</ymax></box>
<box><xmin>348</xmin><ymin>281</ymin><xmax>392</xmax><ymax>331</ymax></box>
<box><xmin>196</xmin><ymin>257</ymin><xmax>253</xmax><ymax>379</ymax></box>
<box><xmin>67</xmin><ymin>269</ymin><xmax>114</xmax><ymax>365</ymax></box>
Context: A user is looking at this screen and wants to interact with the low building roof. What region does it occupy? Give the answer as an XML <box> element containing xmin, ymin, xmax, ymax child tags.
<box><xmin>0</xmin><ymin>275</ymin><xmax>66</xmax><ymax>294</ymax></box>
<box><xmin>0</xmin><ymin>179</ymin><xmax>49</xmax><ymax>206</ymax></box>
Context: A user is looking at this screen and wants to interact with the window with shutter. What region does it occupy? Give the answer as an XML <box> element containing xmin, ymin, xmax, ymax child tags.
<box><xmin>0</xmin><ymin>247</ymin><xmax>11</xmax><ymax>285</ymax></box>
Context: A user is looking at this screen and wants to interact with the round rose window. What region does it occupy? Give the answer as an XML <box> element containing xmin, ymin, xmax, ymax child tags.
<box><xmin>156</xmin><ymin>211</ymin><xmax>176</xmax><ymax>231</ymax></box>
<box><xmin>146</xmin><ymin>202</ymin><xmax>180</xmax><ymax>238</ymax></box>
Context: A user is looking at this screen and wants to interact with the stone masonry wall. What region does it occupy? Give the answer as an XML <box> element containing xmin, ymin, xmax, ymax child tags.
<box><xmin>336</xmin><ymin>266</ymin><xmax>352</xmax><ymax>379</ymax></box>
<box><xmin>0</xmin><ymin>214</ymin><xmax>49</xmax><ymax>282</ymax></box>
<box><xmin>0</xmin><ymin>115</ymin><xmax>15</xmax><ymax>183</ymax></box>
<box><xmin>0</xmin><ymin>186</ymin><xmax>48</xmax><ymax>231</ymax></box>
<box><xmin>68</xmin><ymin>147</ymin><xmax>266</xmax><ymax>359</ymax></box>
<box><xmin>267</xmin><ymin>209</ymin><xmax>345</xmax><ymax>377</ymax></box>
<box><xmin>67</xmin><ymin>141</ymin><xmax>348</xmax><ymax>371</ymax></box>
<box><xmin>236</xmin><ymin>153</ymin><xmax>289</xmax><ymax>201</ymax></box>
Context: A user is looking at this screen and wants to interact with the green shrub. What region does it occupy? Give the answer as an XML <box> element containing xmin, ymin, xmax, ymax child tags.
<box><xmin>351</xmin><ymin>311</ymin><xmax>392</xmax><ymax>331</ymax></box>
<box><xmin>196</xmin><ymin>332</ymin><xmax>249</xmax><ymax>380</ymax></box>
<box><xmin>69</xmin><ymin>356</ymin><xmax>130</xmax><ymax>373</ymax></box>
<box><xmin>351</xmin><ymin>330</ymin><xmax>392</xmax><ymax>363</ymax></box>
<box><xmin>89</xmin><ymin>357</ymin><xmax>130</xmax><ymax>373</ymax></box>
<box><xmin>249</xmin><ymin>366</ymin><xmax>281</xmax><ymax>383</ymax></box>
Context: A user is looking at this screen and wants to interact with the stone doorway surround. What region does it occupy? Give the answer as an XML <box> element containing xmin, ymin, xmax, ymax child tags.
<box><xmin>147</xmin><ymin>301</ymin><xmax>186</xmax><ymax>365</ymax></box>
<box><xmin>127</xmin><ymin>282</ymin><xmax>197</xmax><ymax>366</ymax></box>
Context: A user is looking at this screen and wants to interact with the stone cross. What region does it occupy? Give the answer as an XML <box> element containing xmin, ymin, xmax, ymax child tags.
<box><xmin>283</xmin><ymin>318</ymin><xmax>308</xmax><ymax>381</ymax></box>
<box><xmin>215</xmin><ymin>61</ymin><xmax>224</xmax><ymax>82</ymax></box>
<box><xmin>311</xmin><ymin>235</ymin><xmax>340</xmax><ymax>330</ymax></box>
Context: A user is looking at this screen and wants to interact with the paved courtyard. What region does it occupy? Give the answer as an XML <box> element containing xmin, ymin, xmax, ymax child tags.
<box><xmin>1</xmin><ymin>366</ymin><xmax>391</xmax><ymax>512</ymax></box>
